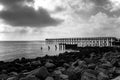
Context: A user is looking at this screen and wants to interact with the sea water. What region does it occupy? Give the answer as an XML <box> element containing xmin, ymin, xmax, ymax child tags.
<box><xmin>0</xmin><ymin>41</ymin><xmax>66</xmax><ymax>61</ymax></box>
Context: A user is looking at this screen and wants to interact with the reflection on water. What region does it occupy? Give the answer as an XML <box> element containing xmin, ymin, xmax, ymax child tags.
<box><xmin>0</xmin><ymin>41</ymin><xmax>66</xmax><ymax>61</ymax></box>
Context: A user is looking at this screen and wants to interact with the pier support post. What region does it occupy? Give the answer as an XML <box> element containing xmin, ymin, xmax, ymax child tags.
<box><xmin>59</xmin><ymin>44</ymin><xmax>66</xmax><ymax>50</ymax></box>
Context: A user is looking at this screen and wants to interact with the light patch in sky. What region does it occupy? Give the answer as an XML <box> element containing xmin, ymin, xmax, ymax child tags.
<box><xmin>0</xmin><ymin>33</ymin><xmax>5</xmax><ymax>40</ymax></box>
<box><xmin>0</xmin><ymin>20</ymin><xmax>7</xmax><ymax>33</ymax></box>
<box><xmin>0</xmin><ymin>5</ymin><xmax>4</xmax><ymax>11</ymax></box>
<box><xmin>34</xmin><ymin>0</ymin><xmax>63</xmax><ymax>11</ymax></box>
<box><xmin>109</xmin><ymin>0</ymin><xmax>120</xmax><ymax>11</ymax></box>
<box><xmin>0</xmin><ymin>26</ymin><xmax>5</xmax><ymax>32</ymax></box>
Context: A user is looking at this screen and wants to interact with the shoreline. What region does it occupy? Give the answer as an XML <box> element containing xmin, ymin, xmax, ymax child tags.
<box><xmin>0</xmin><ymin>47</ymin><xmax>120</xmax><ymax>80</ymax></box>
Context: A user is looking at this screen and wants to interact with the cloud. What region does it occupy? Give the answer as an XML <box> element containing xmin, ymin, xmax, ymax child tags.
<box><xmin>0</xmin><ymin>0</ymin><xmax>33</xmax><ymax>9</ymax></box>
<box><xmin>44</xmin><ymin>11</ymin><xmax>120</xmax><ymax>38</ymax></box>
<box><xmin>88</xmin><ymin>12</ymin><xmax>120</xmax><ymax>37</ymax></box>
<box><xmin>90</xmin><ymin>0</ymin><xmax>120</xmax><ymax>15</ymax></box>
<box><xmin>68</xmin><ymin>0</ymin><xmax>95</xmax><ymax>11</ymax></box>
<box><xmin>91</xmin><ymin>0</ymin><xmax>110</xmax><ymax>6</ymax></box>
<box><xmin>65</xmin><ymin>0</ymin><xmax>120</xmax><ymax>19</ymax></box>
<box><xmin>66</xmin><ymin>0</ymin><xmax>95</xmax><ymax>19</ymax></box>
<box><xmin>61</xmin><ymin>0</ymin><xmax>112</xmax><ymax>20</ymax></box>
<box><xmin>1</xmin><ymin>0</ymin><xmax>120</xmax><ymax>40</ymax></box>
<box><xmin>108</xmin><ymin>0</ymin><xmax>120</xmax><ymax>12</ymax></box>
<box><xmin>0</xmin><ymin>0</ymin><xmax>63</xmax><ymax>27</ymax></box>
<box><xmin>35</xmin><ymin>0</ymin><xmax>120</xmax><ymax>38</ymax></box>
<box><xmin>51</xmin><ymin>6</ymin><xmax>66</xmax><ymax>13</ymax></box>
<box><xmin>0</xmin><ymin>25</ymin><xmax>29</xmax><ymax>34</ymax></box>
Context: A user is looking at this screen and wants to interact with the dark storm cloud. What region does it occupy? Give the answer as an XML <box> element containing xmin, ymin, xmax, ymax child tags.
<box><xmin>0</xmin><ymin>0</ymin><xmax>63</xmax><ymax>27</ymax></box>
<box><xmin>90</xmin><ymin>0</ymin><xmax>110</xmax><ymax>6</ymax></box>
<box><xmin>0</xmin><ymin>0</ymin><xmax>33</xmax><ymax>9</ymax></box>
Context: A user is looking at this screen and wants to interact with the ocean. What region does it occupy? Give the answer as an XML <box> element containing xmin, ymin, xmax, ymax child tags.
<box><xmin>0</xmin><ymin>41</ymin><xmax>66</xmax><ymax>61</ymax></box>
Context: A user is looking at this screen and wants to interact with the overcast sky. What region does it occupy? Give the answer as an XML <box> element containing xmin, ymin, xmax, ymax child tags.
<box><xmin>0</xmin><ymin>0</ymin><xmax>120</xmax><ymax>41</ymax></box>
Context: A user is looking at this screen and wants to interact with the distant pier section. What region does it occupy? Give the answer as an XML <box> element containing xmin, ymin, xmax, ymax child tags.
<box><xmin>46</xmin><ymin>37</ymin><xmax>120</xmax><ymax>48</ymax></box>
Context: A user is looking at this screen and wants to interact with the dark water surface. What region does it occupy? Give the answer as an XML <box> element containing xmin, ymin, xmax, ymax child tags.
<box><xmin>0</xmin><ymin>41</ymin><xmax>66</xmax><ymax>61</ymax></box>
